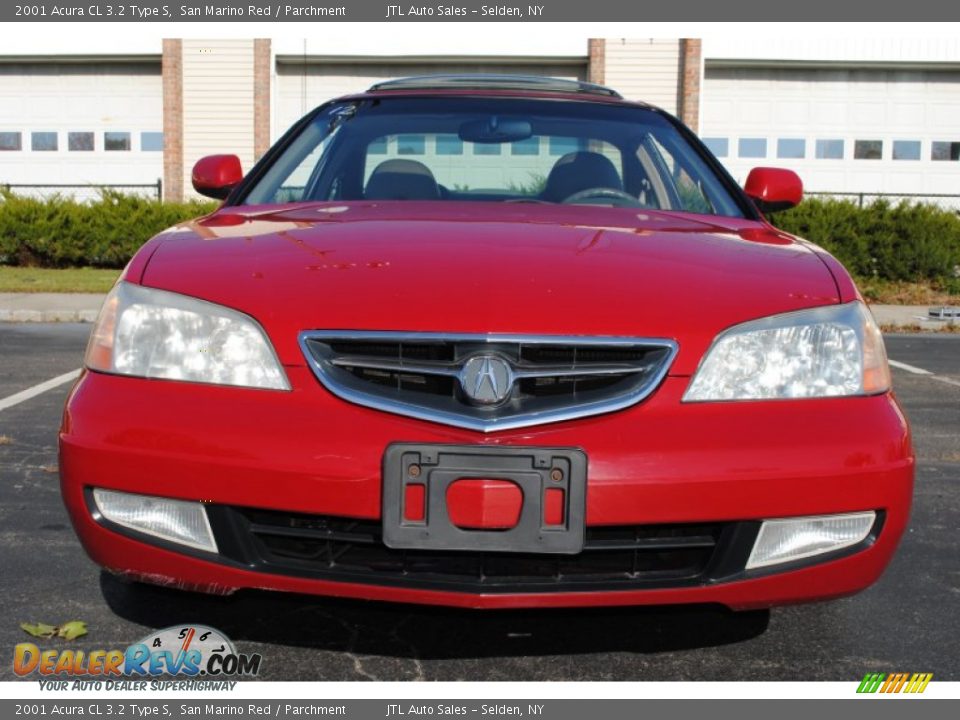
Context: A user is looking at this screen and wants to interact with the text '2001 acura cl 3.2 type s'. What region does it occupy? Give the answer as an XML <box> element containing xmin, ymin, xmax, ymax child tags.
<box><xmin>60</xmin><ymin>75</ymin><xmax>914</xmax><ymax>610</ymax></box>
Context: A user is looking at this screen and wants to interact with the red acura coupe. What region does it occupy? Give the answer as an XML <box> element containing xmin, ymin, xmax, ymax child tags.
<box><xmin>60</xmin><ymin>75</ymin><xmax>914</xmax><ymax>610</ymax></box>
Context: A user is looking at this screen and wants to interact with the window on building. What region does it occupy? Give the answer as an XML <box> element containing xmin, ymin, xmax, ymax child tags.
<box><xmin>777</xmin><ymin>138</ymin><xmax>806</xmax><ymax>159</ymax></box>
<box><xmin>737</xmin><ymin>138</ymin><xmax>767</xmax><ymax>159</ymax></box>
<box><xmin>473</xmin><ymin>142</ymin><xmax>501</xmax><ymax>156</ymax></box>
<box><xmin>702</xmin><ymin>138</ymin><xmax>728</xmax><ymax>158</ymax></box>
<box><xmin>511</xmin><ymin>137</ymin><xmax>540</xmax><ymax>156</ymax></box>
<box><xmin>141</xmin><ymin>132</ymin><xmax>164</xmax><ymax>152</ymax></box>
<box><xmin>815</xmin><ymin>139</ymin><xmax>844</xmax><ymax>159</ymax></box>
<box><xmin>854</xmin><ymin>140</ymin><xmax>883</xmax><ymax>160</ymax></box>
<box><xmin>396</xmin><ymin>134</ymin><xmax>425</xmax><ymax>155</ymax></box>
<box><xmin>436</xmin><ymin>134</ymin><xmax>463</xmax><ymax>156</ymax></box>
<box><xmin>931</xmin><ymin>141</ymin><xmax>960</xmax><ymax>161</ymax></box>
<box><xmin>31</xmin><ymin>132</ymin><xmax>58</xmax><ymax>151</ymax></box>
<box><xmin>549</xmin><ymin>137</ymin><xmax>584</xmax><ymax>156</ymax></box>
<box><xmin>68</xmin><ymin>132</ymin><xmax>94</xmax><ymax>151</ymax></box>
<box><xmin>0</xmin><ymin>132</ymin><xmax>22</xmax><ymax>151</ymax></box>
<box><xmin>104</xmin><ymin>132</ymin><xmax>131</xmax><ymax>151</ymax></box>
<box><xmin>892</xmin><ymin>140</ymin><xmax>921</xmax><ymax>161</ymax></box>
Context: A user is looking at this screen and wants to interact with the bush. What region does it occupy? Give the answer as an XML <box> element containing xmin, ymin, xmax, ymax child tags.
<box><xmin>0</xmin><ymin>190</ymin><xmax>216</xmax><ymax>268</ymax></box>
<box><xmin>772</xmin><ymin>198</ymin><xmax>960</xmax><ymax>283</ymax></box>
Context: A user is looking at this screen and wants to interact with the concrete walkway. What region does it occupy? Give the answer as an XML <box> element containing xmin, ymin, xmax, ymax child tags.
<box><xmin>0</xmin><ymin>293</ymin><xmax>103</xmax><ymax>322</ymax></box>
<box><xmin>0</xmin><ymin>292</ymin><xmax>957</xmax><ymax>330</ymax></box>
<box><xmin>874</xmin><ymin>304</ymin><xmax>960</xmax><ymax>330</ymax></box>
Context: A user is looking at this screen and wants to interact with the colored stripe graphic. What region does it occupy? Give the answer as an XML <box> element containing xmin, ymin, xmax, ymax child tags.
<box><xmin>882</xmin><ymin>672</ymin><xmax>904</xmax><ymax>693</ymax></box>
<box><xmin>905</xmin><ymin>673</ymin><xmax>933</xmax><ymax>694</ymax></box>
<box><xmin>857</xmin><ymin>672</ymin><xmax>932</xmax><ymax>694</ymax></box>
<box><xmin>857</xmin><ymin>673</ymin><xmax>885</xmax><ymax>693</ymax></box>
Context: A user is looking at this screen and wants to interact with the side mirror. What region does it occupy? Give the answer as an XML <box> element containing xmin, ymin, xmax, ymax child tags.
<box><xmin>192</xmin><ymin>155</ymin><xmax>243</xmax><ymax>200</ymax></box>
<box><xmin>743</xmin><ymin>167</ymin><xmax>803</xmax><ymax>214</ymax></box>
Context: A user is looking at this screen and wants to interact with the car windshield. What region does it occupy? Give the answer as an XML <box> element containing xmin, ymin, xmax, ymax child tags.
<box><xmin>239</xmin><ymin>97</ymin><xmax>746</xmax><ymax>217</ymax></box>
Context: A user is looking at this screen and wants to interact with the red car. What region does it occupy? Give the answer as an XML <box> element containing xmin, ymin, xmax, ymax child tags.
<box><xmin>60</xmin><ymin>75</ymin><xmax>913</xmax><ymax>610</ymax></box>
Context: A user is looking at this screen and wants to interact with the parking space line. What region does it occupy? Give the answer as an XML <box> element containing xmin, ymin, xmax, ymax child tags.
<box><xmin>889</xmin><ymin>360</ymin><xmax>933</xmax><ymax>375</ymax></box>
<box><xmin>0</xmin><ymin>369</ymin><xmax>81</xmax><ymax>413</ymax></box>
<box><xmin>889</xmin><ymin>358</ymin><xmax>960</xmax><ymax>390</ymax></box>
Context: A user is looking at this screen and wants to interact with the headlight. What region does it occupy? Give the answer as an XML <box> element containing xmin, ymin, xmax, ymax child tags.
<box><xmin>684</xmin><ymin>301</ymin><xmax>890</xmax><ymax>401</ymax></box>
<box><xmin>85</xmin><ymin>281</ymin><xmax>289</xmax><ymax>390</ymax></box>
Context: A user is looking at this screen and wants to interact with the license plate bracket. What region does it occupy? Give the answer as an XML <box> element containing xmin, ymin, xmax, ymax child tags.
<box><xmin>382</xmin><ymin>444</ymin><xmax>587</xmax><ymax>554</ymax></box>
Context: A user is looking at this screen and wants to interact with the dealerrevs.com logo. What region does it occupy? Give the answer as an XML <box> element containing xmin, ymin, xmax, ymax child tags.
<box><xmin>14</xmin><ymin>625</ymin><xmax>262</xmax><ymax>681</ymax></box>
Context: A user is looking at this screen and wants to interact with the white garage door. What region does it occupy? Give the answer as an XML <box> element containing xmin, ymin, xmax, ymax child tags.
<box><xmin>274</xmin><ymin>61</ymin><xmax>587</xmax><ymax>138</ymax></box>
<box><xmin>0</xmin><ymin>62</ymin><xmax>163</xmax><ymax>200</ymax></box>
<box><xmin>700</xmin><ymin>66</ymin><xmax>960</xmax><ymax>203</ymax></box>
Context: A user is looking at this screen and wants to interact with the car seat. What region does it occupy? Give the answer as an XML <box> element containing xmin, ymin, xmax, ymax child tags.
<box><xmin>365</xmin><ymin>159</ymin><xmax>441</xmax><ymax>200</ymax></box>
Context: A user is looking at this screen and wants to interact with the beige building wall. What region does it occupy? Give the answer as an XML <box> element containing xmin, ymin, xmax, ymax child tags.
<box><xmin>181</xmin><ymin>39</ymin><xmax>256</xmax><ymax>198</ymax></box>
<box><xmin>602</xmin><ymin>38</ymin><xmax>683</xmax><ymax>114</ymax></box>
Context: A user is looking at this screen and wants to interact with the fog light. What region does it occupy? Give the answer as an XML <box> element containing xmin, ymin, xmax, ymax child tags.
<box><xmin>92</xmin><ymin>488</ymin><xmax>218</xmax><ymax>553</ymax></box>
<box><xmin>746</xmin><ymin>511</ymin><xmax>876</xmax><ymax>570</ymax></box>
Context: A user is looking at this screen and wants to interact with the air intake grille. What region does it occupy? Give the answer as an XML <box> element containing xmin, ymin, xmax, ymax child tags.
<box><xmin>210</xmin><ymin>507</ymin><xmax>733</xmax><ymax>594</ymax></box>
<box><xmin>299</xmin><ymin>332</ymin><xmax>677</xmax><ymax>432</ymax></box>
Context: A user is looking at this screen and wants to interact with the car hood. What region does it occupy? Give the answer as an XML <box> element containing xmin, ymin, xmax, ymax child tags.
<box><xmin>141</xmin><ymin>201</ymin><xmax>839</xmax><ymax>375</ymax></box>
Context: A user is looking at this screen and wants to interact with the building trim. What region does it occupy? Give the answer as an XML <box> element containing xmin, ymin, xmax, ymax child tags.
<box><xmin>161</xmin><ymin>39</ymin><xmax>183</xmax><ymax>203</ymax></box>
<box><xmin>679</xmin><ymin>39</ymin><xmax>702</xmax><ymax>133</ymax></box>
<box><xmin>253</xmin><ymin>39</ymin><xmax>271</xmax><ymax>162</ymax></box>
<box><xmin>587</xmin><ymin>39</ymin><xmax>605</xmax><ymax>85</ymax></box>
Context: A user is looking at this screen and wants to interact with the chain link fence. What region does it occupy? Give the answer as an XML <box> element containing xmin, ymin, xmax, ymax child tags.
<box><xmin>806</xmin><ymin>191</ymin><xmax>960</xmax><ymax>210</ymax></box>
<box><xmin>1</xmin><ymin>180</ymin><xmax>163</xmax><ymax>202</ymax></box>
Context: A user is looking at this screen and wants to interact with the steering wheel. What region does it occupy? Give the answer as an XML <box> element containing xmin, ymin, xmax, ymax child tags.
<box><xmin>562</xmin><ymin>187</ymin><xmax>639</xmax><ymax>205</ymax></box>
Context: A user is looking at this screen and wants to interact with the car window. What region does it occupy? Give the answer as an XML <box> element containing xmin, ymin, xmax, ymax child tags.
<box><xmin>240</xmin><ymin>97</ymin><xmax>745</xmax><ymax>218</ymax></box>
<box><xmin>644</xmin><ymin>136</ymin><xmax>715</xmax><ymax>214</ymax></box>
<box><xmin>360</xmin><ymin>134</ymin><xmax>622</xmax><ymax>198</ymax></box>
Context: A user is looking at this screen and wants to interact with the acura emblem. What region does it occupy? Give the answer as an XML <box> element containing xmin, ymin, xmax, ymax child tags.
<box><xmin>459</xmin><ymin>355</ymin><xmax>514</xmax><ymax>405</ymax></box>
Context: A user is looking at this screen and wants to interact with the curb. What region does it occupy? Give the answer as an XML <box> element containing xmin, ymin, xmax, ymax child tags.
<box><xmin>0</xmin><ymin>310</ymin><xmax>99</xmax><ymax>323</ymax></box>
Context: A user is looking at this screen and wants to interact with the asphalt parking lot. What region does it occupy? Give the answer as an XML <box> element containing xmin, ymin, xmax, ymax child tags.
<box><xmin>1</xmin><ymin>323</ymin><xmax>958</xmax><ymax>682</ymax></box>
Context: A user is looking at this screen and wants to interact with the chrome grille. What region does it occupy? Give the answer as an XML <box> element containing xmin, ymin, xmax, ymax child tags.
<box><xmin>299</xmin><ymin>332</ymin><xmax>678</xmax><ymax>432</ymax></box>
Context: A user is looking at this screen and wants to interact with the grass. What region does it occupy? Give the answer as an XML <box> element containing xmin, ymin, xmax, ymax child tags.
<box><xmin>0</xmin><ymin>267</ymin><xmax>119</xmax><ymax>293</ymax></box>
<box><xmin>880</xmin><ymin>322</ymin><xmax>960</xmax><ymax>334</ymax></box>
<box><xmin>859</xmin><ymin>278</ymin><xmax>960</xmax><ymax>306</ymax></box>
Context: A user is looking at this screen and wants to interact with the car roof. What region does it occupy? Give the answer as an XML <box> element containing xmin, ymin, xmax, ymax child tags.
<box><xmin>367</xmin><ymin>74</ymin><xmax>622</xmax><ymax>98</ymax></box>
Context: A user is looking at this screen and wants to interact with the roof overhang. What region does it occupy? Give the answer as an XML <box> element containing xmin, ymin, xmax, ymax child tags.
<box><xmin>0</xmin><ymin>54</ymin><xmax>160</xmax><ymax>65</ymax></box>
<box><xmin>275</xmin><ymin>54</ymin><xmax>587</xmax><ymax>67</ymax></box>
<box><xmin>706</xmin><ymin>58</ymin><xmax>960</xmax><ymax>72</ymax></box>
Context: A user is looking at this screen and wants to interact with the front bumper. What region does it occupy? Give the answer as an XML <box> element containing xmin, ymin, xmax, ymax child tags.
<box><xmin>59</xmin><ymin>368</ymin><xmax>914</xmax><ymax>610</ymax></box>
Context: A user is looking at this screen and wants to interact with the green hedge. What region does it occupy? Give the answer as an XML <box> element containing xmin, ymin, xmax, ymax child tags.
<box><xmin>0</xmin><ymin>190</ymin><xmax>216</xmax><ymax>268</ymax></box>
<box><xmin>2</xmin><ymin>191</ymin><xmax>959</xmax><ymax>284</ymax></box>
<box><xmin>772</xmin><ymin>197</ymin><xmax>960</xmax><ymax>283</ymax></box>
